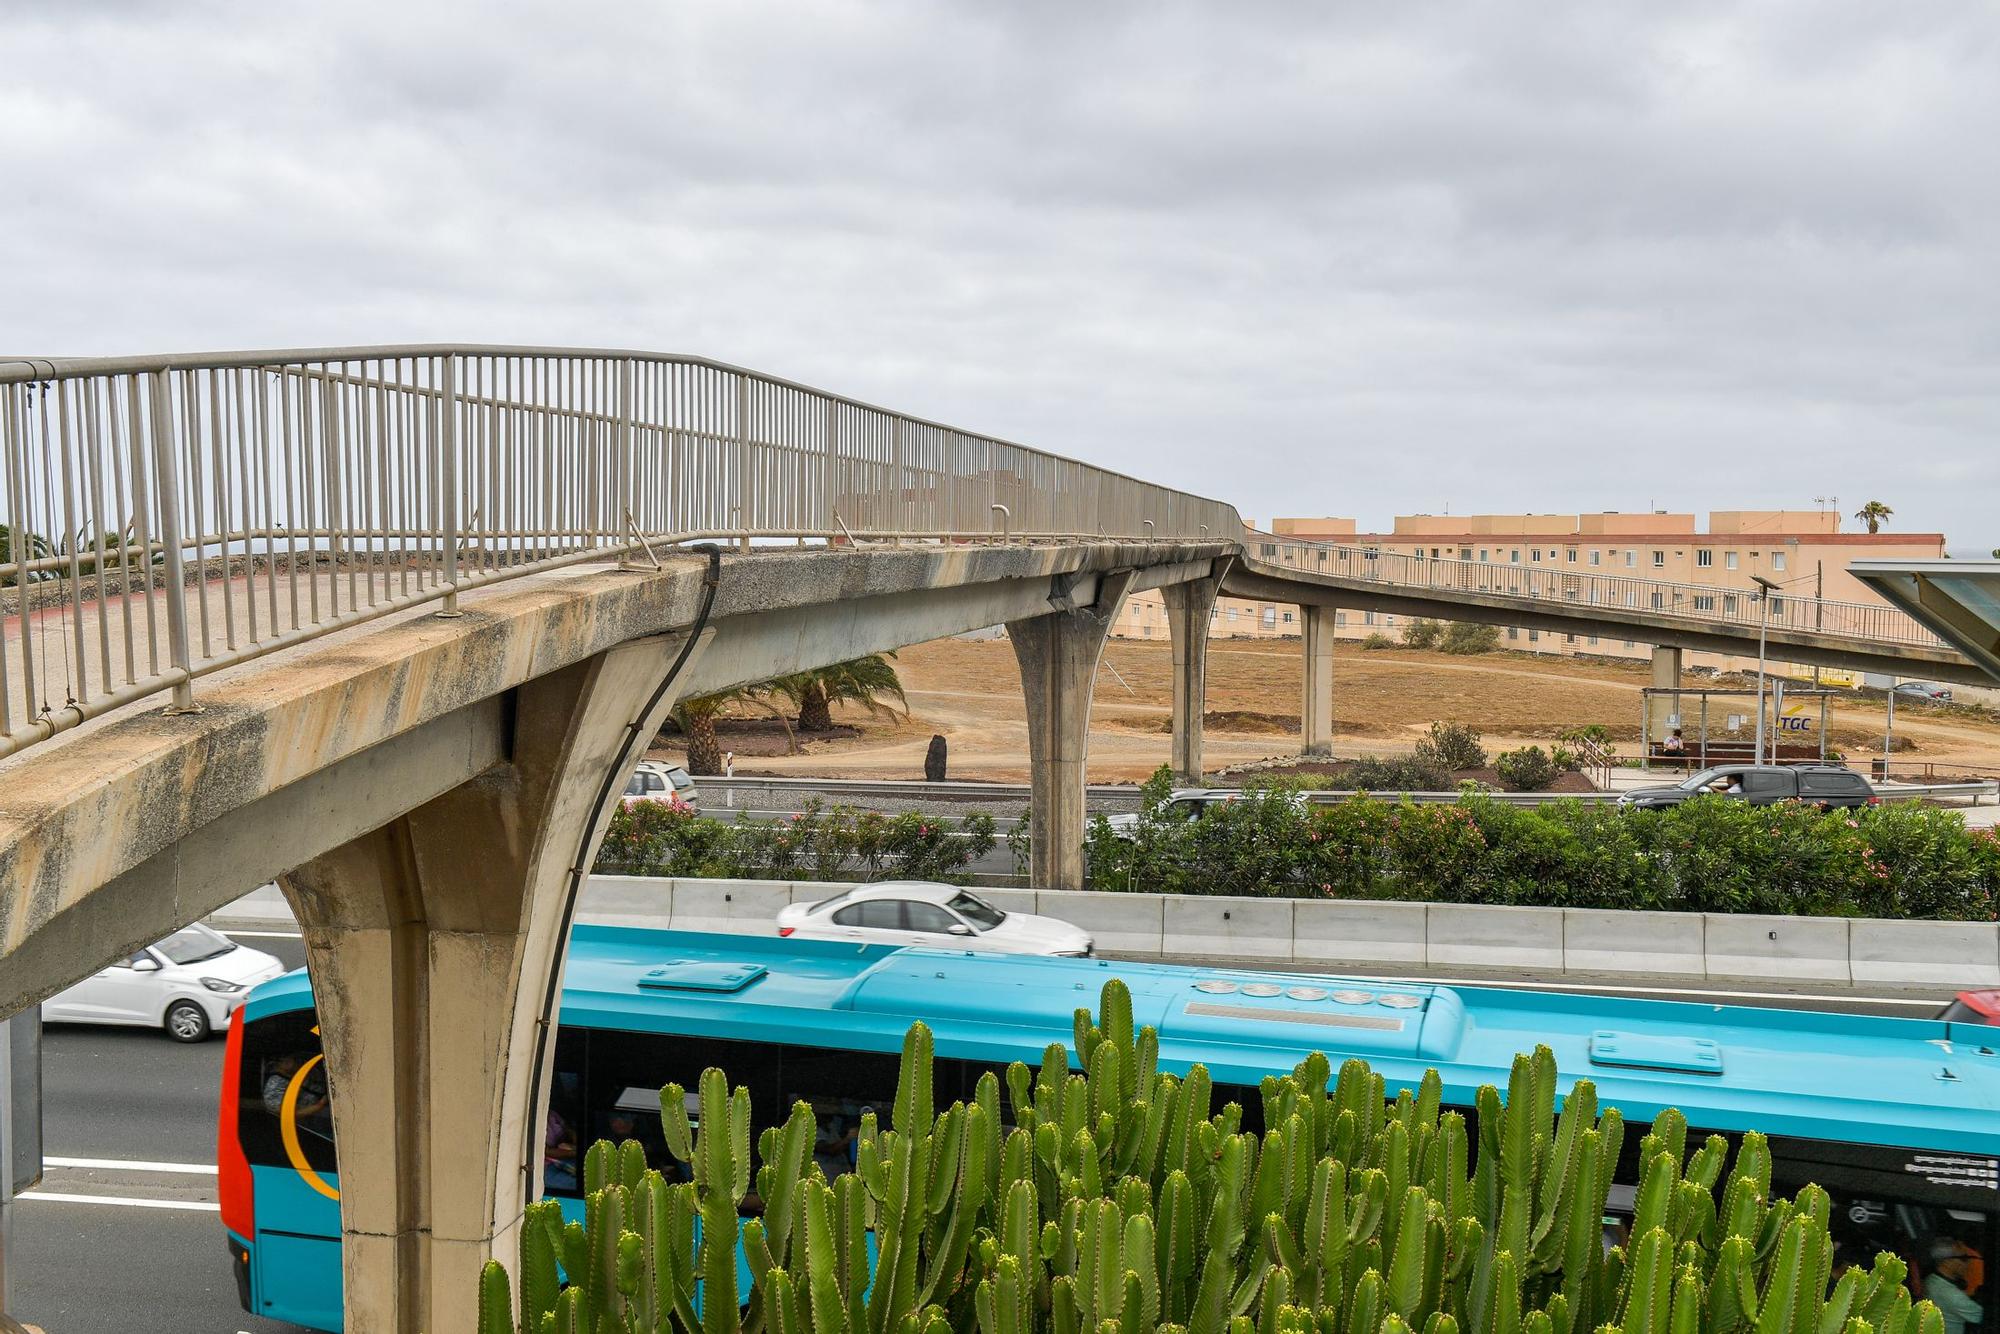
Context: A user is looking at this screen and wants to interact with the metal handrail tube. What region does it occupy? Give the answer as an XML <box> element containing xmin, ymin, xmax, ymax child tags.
<box><xmin>0</xmin><ymin>343</ymin><xmax>1240</xmax><ymax>760</ymax></box>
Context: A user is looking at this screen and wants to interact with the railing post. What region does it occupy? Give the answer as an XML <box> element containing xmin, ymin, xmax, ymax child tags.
<box><xmin>616</xmin><ymin>358</ymin><xmax>639</xmax><ymax>571</ymax></box>
<box><xmin>438</xmin><ymin>354</ymin><xmax>462</xmax><ymax>617</ymax></box>
<box><xmin>146</xmin><ymin>371</ymin><xmax>199</xmax><ymax>713</ymax></box>
<box><xmin>735</xmin><ymin>375</ymin><xmax>751</xmax><ymax>551</ymax></box>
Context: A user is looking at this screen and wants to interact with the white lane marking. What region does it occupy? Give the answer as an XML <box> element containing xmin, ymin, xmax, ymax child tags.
<box><xmin>221</xmin><ymin>929</ymin><xmax>302</xmax><ymax>939</ymax></box>
<box><xmin>17</xmin><ymin>1191</ymin><xmax>219</xmax><ymax>1212</ymax></box>
<box><xmin>45</xmin><ymin>1156</ymin><xmax>216</xmax><ymax>1175</ymax></box>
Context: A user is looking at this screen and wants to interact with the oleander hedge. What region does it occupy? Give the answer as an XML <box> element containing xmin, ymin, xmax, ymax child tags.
<box><xmin>1087</xmin><ymin>772</ymin><xmax>2000</xmax><ymax>920</ymax></box>
<box><xmin>598</xmin><ymin>798</ymin><xmax>996</xmax><ymax>884</ymax></box>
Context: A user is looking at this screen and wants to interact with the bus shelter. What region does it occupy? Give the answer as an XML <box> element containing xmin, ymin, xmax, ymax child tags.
<box><xmin>1639</xmin><ymin>684</ymin><xmax>1834</xmax><ymax>771</ymax></box>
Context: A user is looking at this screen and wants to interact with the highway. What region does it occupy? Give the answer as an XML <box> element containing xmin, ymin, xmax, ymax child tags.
<box><xmin>3</xmin><ymin>924</ymin><xmax>1956</xmax><ymax>1331</ymax></box>
<box><xmin>9</xmin><ymin>932</ymin><xmax>310</xmax><ymax>1334</ymax></box>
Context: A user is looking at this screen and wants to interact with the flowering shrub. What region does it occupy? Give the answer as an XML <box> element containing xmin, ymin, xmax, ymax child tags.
<box><xmin>1087</xmin><ymin>775</ymin><xmax>2000</xmax><ymax>919</ymax></box>
<box><xmin>596</xmin><ymin>799</ymin><xmax>995</xmax><ymax>883</ymax></box>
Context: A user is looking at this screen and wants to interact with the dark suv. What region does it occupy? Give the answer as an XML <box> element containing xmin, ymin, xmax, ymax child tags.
<box><xmin>1617</xmin><ymin>764</ymin><xmax>1879</xmax><ymax>811</ymax></box>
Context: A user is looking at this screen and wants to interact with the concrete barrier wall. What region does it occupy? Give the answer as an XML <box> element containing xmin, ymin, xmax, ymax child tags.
<box><xmin>213</xmin><ymin>878</ymin><xmax>2000</xmax><ymax>988</ymax></box>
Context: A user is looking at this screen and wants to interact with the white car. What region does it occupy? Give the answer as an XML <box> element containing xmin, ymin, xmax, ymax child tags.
<box><xmin>776</xmin><ymin>882</ymin><xmax>1093</xmax><ymax>956</ymax></box>
<box><xmin>622</xmin><ymin>760</ymin><xmax>700</xmax><ymax>811</ymax></box>
<box><xmin>41</xmin><ymin>924</ymin><xmax>286</xmax><ymax>1042</ymax></box>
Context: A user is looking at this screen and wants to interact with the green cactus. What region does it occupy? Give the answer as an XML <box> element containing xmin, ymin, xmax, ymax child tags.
<box><xmin>477</xmin><ymin>979</ymin><xmax>1922</xmax><ymax>1334</ymax></box>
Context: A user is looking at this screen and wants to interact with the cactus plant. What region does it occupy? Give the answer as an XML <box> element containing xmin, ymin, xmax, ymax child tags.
<box><xmin>476</xmin><ymin>981</ymin><xmax>1945</xmax><ymax>1334</ymax></box>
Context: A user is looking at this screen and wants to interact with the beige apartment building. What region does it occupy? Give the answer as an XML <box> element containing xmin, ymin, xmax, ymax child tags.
<box><xmin>1112</xmin><ymin>510</ymin><xmax>1946</xmax><ymax>673</ymax></box>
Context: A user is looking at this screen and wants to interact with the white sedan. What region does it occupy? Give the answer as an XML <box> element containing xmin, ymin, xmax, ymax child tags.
<box><xmin>776</xmin><ymin>882</ymin><xmax>1093</xmax><ymax>956</ymax></box>
<box><xmin>41</xmin><ymin>923</ymin><xmax>286</xmax><ymax>1042</ymax></box>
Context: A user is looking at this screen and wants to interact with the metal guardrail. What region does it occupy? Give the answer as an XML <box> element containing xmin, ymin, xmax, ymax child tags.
<box><xmin>694</xmin><ymin>773</ymin><xmax>1996</xmax><ymax>808</ymax></box>
<box><xmin>1243</xmin><ymin>533</ymin><xmax>1946</xmax><ymax>650</ymax></box>
<box><xmin>0</xmin><ymin>346</ymin><xmax>1241</xmax><ymax>759</ymax></box>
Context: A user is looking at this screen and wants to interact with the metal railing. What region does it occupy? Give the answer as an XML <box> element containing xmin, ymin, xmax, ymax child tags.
<box><xmin>1242</xmin><ymin>535</ymin><xmax>1945</xmax><ymax>649</ymax></box>
<box><xmin>0</xmin><ymin>346</ymin><xmax>1240</xmax><ymax>760</ymax></box>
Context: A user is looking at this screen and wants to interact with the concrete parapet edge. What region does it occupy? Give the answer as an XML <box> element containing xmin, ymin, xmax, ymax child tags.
<box><xmin>214</xmin><ymin>877</ymin><xmax>2000</xmax><ymax>989</ymax></box>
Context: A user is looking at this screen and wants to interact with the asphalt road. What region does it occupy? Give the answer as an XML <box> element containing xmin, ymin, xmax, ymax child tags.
<box><xmin>2</xmin><ymin>926</ymin><xmax>1954</xmax><ymax>1331</ymax></box>
<box><xmin>10</xmin><ymin>933</ymin><xmax>310</xmax><ymax>1334</ymax></box>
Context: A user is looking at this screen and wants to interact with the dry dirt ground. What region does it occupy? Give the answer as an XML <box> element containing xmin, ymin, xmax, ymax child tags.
<box><xmin>650</xmin><ymin>637</ymin><xmax>2000</xmax><ymax>784</ymax></box>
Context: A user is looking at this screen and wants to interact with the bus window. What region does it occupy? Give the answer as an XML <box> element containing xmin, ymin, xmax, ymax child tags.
<box><xmin>1773</xmin><ymin>1142</ymin><xmax>1996</xmax><ymax>1334</ymax></box>
<box><xmin>543</xmin><ymin>1029</ymin><xmax>587</xmax><ymax>1197</ymax></box>
<box><xmin>237</xmin><ymin>1009</ymin><xmax>335</xmax><ymax>1173</ymax></box>
<box><xmin>782</xmin><ymin>1044</ymin><xmax>900</xmax><ymax>1178</ymax></box>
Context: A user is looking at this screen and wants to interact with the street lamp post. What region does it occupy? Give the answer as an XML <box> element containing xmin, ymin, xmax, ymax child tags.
<box><xmin>1751</xmin><ymin>574</ymin><xmax>1779</xmax><ymax>765</ymax></box>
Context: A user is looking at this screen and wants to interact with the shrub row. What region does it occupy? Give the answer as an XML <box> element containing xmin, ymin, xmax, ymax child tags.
<box><xmin>597</xmin><ymin>798</ymin><xmax>995</xmax><ymax>883</ymax></box>
<box><xmin>1086</xmin><ymin>780</ymin><xmax>2000</xmax><ymax>919</ymax></box>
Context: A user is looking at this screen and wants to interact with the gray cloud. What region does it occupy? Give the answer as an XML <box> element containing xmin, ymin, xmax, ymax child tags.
<box><xmin>4</xmin><ymin>1</ymin><xmax>1995</xmax><ymax>540</ymax></box>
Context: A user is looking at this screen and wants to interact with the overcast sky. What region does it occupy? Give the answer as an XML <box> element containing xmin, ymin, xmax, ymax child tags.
<box><xmin>5</xmin><ymin>2</ymin><xmax>1995</xmax><ymax>543</ymax></box>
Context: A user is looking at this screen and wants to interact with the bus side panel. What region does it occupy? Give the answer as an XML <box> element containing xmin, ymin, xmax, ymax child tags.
<box><xmin>255</xmin><ymin>1230</ymin><xmax>344</xmax><ymax>1333</ymax></box>
<box><xmin>249</xmin><ymin>1165</ymin><xmax>345</xmax><ymax>1332</ymax></box>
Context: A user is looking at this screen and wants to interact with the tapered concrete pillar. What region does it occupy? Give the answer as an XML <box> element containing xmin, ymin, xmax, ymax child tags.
<box><xmin>1008</xmin><ymin>570</ymin><xmax>1135</xmax><ymax>891</ymax></box>
<box><xmin>279</xmin><ymin>632</ymin><xmax>705</xmax><ymax>1334</ymax></box>
<box><xmin>1161</xmin><ymin>572</ymin><xmax>1223</xmax><ymax>783</ymax></box>
<box><xmin>1302</xmin><ymin>604</ymin><xmax>1336</xmax><ymax>756</ymax></box>
<box><xmin>1649</xmin><ymin>645</ymin><xmax>1683</xmax><ymax>743</ymax></box>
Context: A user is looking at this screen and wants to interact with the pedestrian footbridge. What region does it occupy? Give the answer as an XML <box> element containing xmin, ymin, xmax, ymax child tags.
<box><xmin>0</xmin><ymin>345</ymin><xmax>1984</xmax><ymax>1330</ymax></box>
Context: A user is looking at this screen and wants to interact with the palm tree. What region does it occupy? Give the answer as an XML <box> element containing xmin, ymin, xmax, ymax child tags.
<box><xmin>1853</xmin><ymin>500</ymin><xmax>1893</xmax><ymax>535</ymax></box>
<box><xmin>0</xmin><ymin>524</ymin><xmax>54</xmax><ymax>588</ymax></box>
<box><xmin>769</xmin><ymin>653</ymin><xmax>908</xmax><ymax>733</ymax></box>
<box><xmin>669</xmin><ymin>686</ymin><xmax>771</xmax><ymax>775</ymax></box>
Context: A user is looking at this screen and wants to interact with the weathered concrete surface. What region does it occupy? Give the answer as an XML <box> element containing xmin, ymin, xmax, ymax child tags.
<box><xmin>0</xmin><ymin>539</ymin><xmax>1228</xmax><ymax>1020</ymax></box>
<box><xmin>1301</xmin><ymin>604</ymin><xmax>1336</xmax><ymax>757</ymax></box>
<box><xmin>1008</xmin><ymin>570</ymin><xmax>1136</xmax><ymax>892</ymax></box>
<box><xmin>283</xmin><ymin>637</ymin><xmax>697</xmax><ymax>1334</ymax></box>
<box><xmin>1161</xmin><ymin>567</ymin><xmax>1224</xmax><ymax>782</ymax></box>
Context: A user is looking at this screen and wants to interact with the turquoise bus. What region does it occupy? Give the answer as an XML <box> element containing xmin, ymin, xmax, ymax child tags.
<box><xmin>220</xmin><ymin>927</ymin><xmax>2000</xmax><ymax>1331</ymax></box>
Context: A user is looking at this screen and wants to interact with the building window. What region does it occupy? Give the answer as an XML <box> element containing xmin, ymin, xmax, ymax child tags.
<box><xmin>1363</xmin><ymin>611</ymin><xmax>1376</xmax><ymax>626</ymax></box>
<box><xmin>1587</xmin><ymin>635</ymin><xmax>1599</xmax><ymax>646</ymax></box>
<box><xmin>1725</xmin><ymin>551</ymin><xmax>1739</xmax><ymax>571</ymax></box>
<box><xmin>1694</xmin><ymin>594</ymin><xmax>1715</xmax><ymax>611</ymax></box>
<box><xmin>1652</xmin><ymin>550</ymin><xmax>1665</xmax><ymax>568</ymax></box>
<box><xmin>1589</xmin><ymin>550</ymin><xmax>1601</xmax><ymax>567</ymax></box>
<box><xmin>1479</xmin><ymin>549</ymin><xmax>1489</xmax><ymax>562</ymax></box>
<box><xmin>1335</xmin><ymin>612</ymin><xmax>1347</xmax><ymax>627</ymax></box>
<box><xmin>1564</xmin><ymin>634</ymin><xmax>1576</xmax><ymax>644</ymax></box>
<box><xmin>1723</xmin><ymin>594</ymin><xmax>1738</xmax><ymax>615</ymax></box>
<box><xmin>1507</xmin><ymin>627</ymin><xmax>1519</xmax><ymax>640</ymax></box>
<box><xmin>1566</xmin><ymin>548</ymin><xmax>1578</xmax><ymax>563</ymax></box>
<box><xmin>1226</xmin><ymin>607</ymin><xmax>1238</xmax><ymax>622</ymax></box>
<box><xmin>1532</xmin><ymin>549</ymin><xmax>1542</xmax><ymax>562</ymax></box>
<box><xmin>1624</xmin><ymin>550</ymin><xmax>1636</xmax><ymax>568</ymax></box>
<box><xmin>1209</xmin><ymin>605</ymin><xmax>1218</xmax><ymax>620</ymax></box>
<box><xmin>1773</xmin><ymin>551</ymin><xmax>1787</xmax><ymax>571</ymax></box>
<box><xmin>1142</xmin><ymin>625</ymin><xmax>1153</xmax><ymax>637</ymax></box>
<box><xmin>1769</xmin><ymin>596</ymin><xmax>1784</xmax><ymax>615</ymax></box>
<box><xmin>1527</xmin><ymin>629</ymin><xmax>1540</xmax><ymax>642</ymax></box>
<box><xmin>1650</xmin><ymin>591</ymin><xmax>1664</xmax><ymax>609</ymax></box>
<box><xmin>1459</xmin><ymin>548</ymin><xmax>1472</xmax><ymax>560</ymax></box>
<box><xmin>1623</xmin><ymin>639</ymin><xmax>1636</xmax><ymax>648</ymax></box>
<box><xmin>1697</xmin><ymin>550</ymin><xmax>1713</xmax><ymax>567</ymax></box>
<box><xmin>1261</xmin><ymin>606</ymin><xmax>1277</xmax><ymax>628</ymax></box>
<box><xmin>1282</xmin><ymin>610</ymin><xmax>1294</xmax><ymax>624</ymax></box>
<box><xmin>1260</xmin><ymin>543</ymin><xmax>1277</xmax><ymax>557</ymax></box>
<box><xmin>1510</xmin><ymin>549</ymin><xmax>1520</xmax><ymax>563</ymax></box>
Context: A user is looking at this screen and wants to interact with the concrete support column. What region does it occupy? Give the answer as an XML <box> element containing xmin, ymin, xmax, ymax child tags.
<box><xmin>1160</xmin><ymin>572</ymin><xmax>1223</xmax><ymax>783</ymax></box>
<box><xmin>1008</xmin><ymin>570</ymin><xmax>1135</xmax><ymax>891</ymax></box>
<box><xmin>279</xmin><ymin>632</ymin><xmax>704</xmax><ymax>1334</ymax></box>
<box><xmin>1648</xmin><ymin>645</ymin><xmax>1683</xmax><ymax>743</ymax></box>
<box><xmin>1301</xmin><ymin>605</ymin><xmax>1336</xmax><ymax>757</ymax></box>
